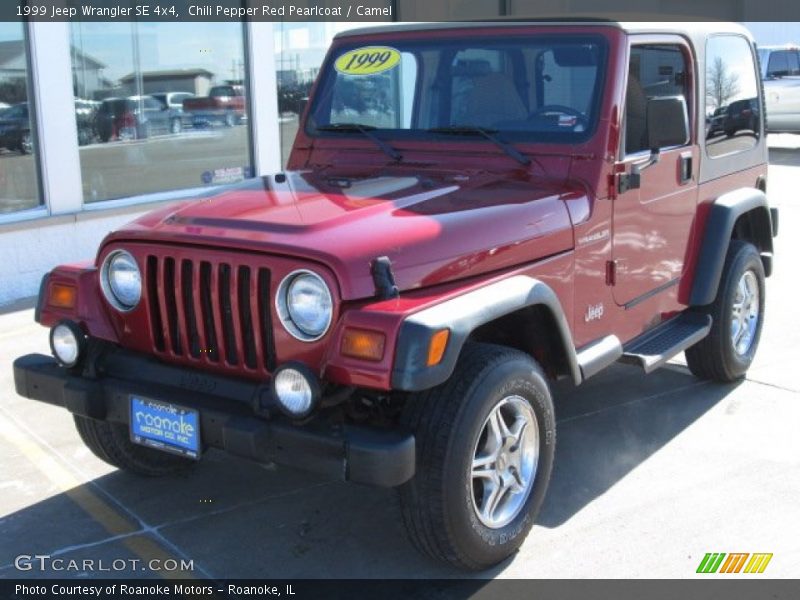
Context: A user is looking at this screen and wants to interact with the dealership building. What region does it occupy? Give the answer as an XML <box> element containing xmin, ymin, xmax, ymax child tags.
<box><xmin>0</xmin><ymin>13</ymin><xmax>798</xmax><ymax>307</ymax></box>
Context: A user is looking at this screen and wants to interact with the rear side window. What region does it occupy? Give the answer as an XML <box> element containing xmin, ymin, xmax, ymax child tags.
<box><xmin>705</xmin><ymin>35</ymin><xmax>761</xmax><ymax>158</ymax></box>
<box><xmin>766</xmin><ymin>50</ymin><xmax>800</xmax><ymax>78</ymax></box>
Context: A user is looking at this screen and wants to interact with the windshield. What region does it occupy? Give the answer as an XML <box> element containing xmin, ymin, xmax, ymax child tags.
<box><xmin>308</xmin><ymin>34</ymin><xmax>607</xmax><ymax>144</ymax></box>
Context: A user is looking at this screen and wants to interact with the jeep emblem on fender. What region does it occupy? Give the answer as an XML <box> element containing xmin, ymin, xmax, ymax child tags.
<box><xmin>585</xmin><ymin>303</ymin><xmax>605</xmax><ymax>322</ymax></box>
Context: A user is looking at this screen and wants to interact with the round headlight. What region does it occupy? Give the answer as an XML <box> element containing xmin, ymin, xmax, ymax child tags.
<box><xmin>50</xmin><ymin>321</ymin><xmax>85</xmax><ymax>368</ymax></box>
<box><xmin>101</xmin><ymin>250</ymin><xmax>141</xmax><ymax>311</ymax></box>
<box><xmin>277</xmin><ymin>270</ymin><xmax>333</xmax><ymax>341</ymax></box>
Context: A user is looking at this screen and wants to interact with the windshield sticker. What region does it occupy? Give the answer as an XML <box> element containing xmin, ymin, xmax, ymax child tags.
<box><xmin>334</xmin><ymin>46</ymin><xmax>401</xmax><ymax>76</ymax></box>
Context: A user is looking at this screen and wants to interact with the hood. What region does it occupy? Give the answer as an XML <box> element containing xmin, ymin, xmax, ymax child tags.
<box><xmin>108</xmin><ymin>168</ymin><xmax>579</xmax><ymax>300</ymax></box>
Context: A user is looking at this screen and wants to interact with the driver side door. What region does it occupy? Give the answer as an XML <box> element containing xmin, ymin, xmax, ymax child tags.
<box><xmin>612</xmin><ymin>40</ymin><xmax>699</xmax><ymax>308</ymax></box>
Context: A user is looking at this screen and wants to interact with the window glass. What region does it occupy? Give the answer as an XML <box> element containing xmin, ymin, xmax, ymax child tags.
<box><xmin>70</xmin><ymin>23</ymin><xmax>252</xmax><ymax>203</ymax></box>
<box><xmin>0</xmin><ymin>23</ymin><xmax>42</xmax><ymax>214</ymax></box>
<box><xmin>274</xmin><ymin>23</ymin><xmax>358</xmax><ymax>167</ymax></box>
<box><xmin>624</xmin><ymin>45</ymin><xmax>690</xmax><ymax>154</ymax></box>
<box><xmin>705</xmin><ymin>35</ymin><xmax>761</xmax><ymax>158</ymax></box>
<box><xmin>331</xmin><ymin>52</ymin><xmax>416</xmax><ymax>129</ymax></box>
<box><xmin>766</xmin><ymin>50</ymin><xmax>800</xmax><ymax>77</ymax></box>
<box><xmin>309</xmin><ymin>36</ymin><xmax>606</xmax><ymax>143</ymax></box>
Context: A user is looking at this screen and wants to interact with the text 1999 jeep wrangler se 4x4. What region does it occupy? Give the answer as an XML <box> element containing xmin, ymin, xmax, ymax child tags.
<box><xmin>14</xmin><ymin>21</ymin><xmax>778</xmax><ymax>570</ymax></box>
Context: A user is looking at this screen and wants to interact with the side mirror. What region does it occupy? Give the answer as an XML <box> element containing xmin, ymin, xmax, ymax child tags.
<box><xmin>646</xmin><ymin>96</ymin><xmax>689</xmax><ymax>150</ymax></box>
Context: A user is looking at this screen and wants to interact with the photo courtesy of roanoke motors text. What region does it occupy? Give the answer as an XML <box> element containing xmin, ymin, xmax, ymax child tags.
<box><xmin>0</xmin><ymin>0</ymin><xmax>798</xmax><ymax>598</ymax></box>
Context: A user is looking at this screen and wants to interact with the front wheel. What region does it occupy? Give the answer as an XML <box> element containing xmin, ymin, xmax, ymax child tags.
<box><xmin>398</xmin><ymin>343</ymin><xmax>555</xmax><ymax>570</ymax></box>
<box><xmin>686</xmin><ymin>240</ymin><xmax>765</xmax><ymax>382</ymax></box>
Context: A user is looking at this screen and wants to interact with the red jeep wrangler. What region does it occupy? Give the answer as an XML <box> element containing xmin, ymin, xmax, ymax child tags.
<box><xmin>14</xmin><ymin>22</ymin><xmax>778</xmax><ymax>570</ymax></box>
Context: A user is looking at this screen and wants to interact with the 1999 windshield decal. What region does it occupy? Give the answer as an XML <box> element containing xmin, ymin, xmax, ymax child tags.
<box><xmin>335</xmin><ymin>46</ymin><xmax>401</xmax><ymax>75</ymax></box>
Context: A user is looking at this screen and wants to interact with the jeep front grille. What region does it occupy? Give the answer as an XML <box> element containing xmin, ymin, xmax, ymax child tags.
<box><xmin>145</xmin><ymin>254</ymin><xmax>276</xmax><ymax>373</ymax></box>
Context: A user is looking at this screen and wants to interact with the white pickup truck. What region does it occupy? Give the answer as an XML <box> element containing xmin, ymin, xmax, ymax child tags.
<box><xmin>759</xmin><ymin>45</ymin><xmax>800</xmax><ymax>133</ymax></box>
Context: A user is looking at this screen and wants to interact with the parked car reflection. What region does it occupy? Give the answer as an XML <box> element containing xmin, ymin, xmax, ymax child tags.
<box><xmin>95</xmin><ymin>95</ymin><xmax>184</xmax><ymax>142</ymax></box>
<box><xmin>0</xmin><ymin>103</ymin><xmax>32</xmax><ymax>154</ymax></box>
<box><xmin>151</xmin><ymin>92</ymin><xmax>195</xmax><ymax>134</ymax></box>
<box><xmin>75</xmin><ymin>98</ymin><xmax>99</xmax><ymax>146</ymax></box>
<box><xmin>722</xmin><ymin>97</ymin><xmax>759</xmax><ymax>137</ymax></box>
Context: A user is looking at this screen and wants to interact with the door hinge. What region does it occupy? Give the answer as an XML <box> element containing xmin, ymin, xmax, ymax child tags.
<box><xmin>606</xmin><ymin>260</ymin><xmax>617</xmax><ymax>286</ymax></box>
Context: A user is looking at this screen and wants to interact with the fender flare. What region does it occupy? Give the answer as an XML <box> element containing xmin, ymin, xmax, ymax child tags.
<box><xmin>390</xmin><ymin>275</ymin><xmax>581</xmax><ymax>392</ymax></box>
<box><xmin>689</xmin><ymin>188</ymin><xmax>775</xmax><ymax>307</ymax></box>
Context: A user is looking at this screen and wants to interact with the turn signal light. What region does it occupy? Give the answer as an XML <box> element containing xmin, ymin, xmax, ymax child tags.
<box><xmin>49</xmin><ymin>283</ymin><xmax>77</xmax><ymax>309</ymax></box>
<box><xmin>341</xmin><ymin>328</ymin><xmax>385</xmax><ymax>362</ymax></box>
<box><xmin>427</xmin><ymin>329</ymin><xmax>450</xmax><ymax>367</ymax></box>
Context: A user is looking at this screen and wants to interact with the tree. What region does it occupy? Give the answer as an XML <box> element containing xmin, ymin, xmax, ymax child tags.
<box><xmin>707</xmin><ymin>56</ymin><xmax>740</xmax><ymax>111</ymax></box>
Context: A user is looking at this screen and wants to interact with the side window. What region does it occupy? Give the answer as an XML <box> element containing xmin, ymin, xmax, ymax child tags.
<box><xmin>705</xmin><ymin>35</ymin><xmax>761</xmax><ymax>158</ymax></box>
<box><xmin>624</xmin><ymin>45</ymin><xmax>690</xmax><ymax>155</ymax></box>
<box><xmin>766</xmin><ymin>50</ymin><xmax>800</xmax><ymax>78</ymax></box>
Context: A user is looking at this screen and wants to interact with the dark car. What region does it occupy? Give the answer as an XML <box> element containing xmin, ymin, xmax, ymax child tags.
<box><xmin>150</xmin><ymin>92</ymin><xmax>195</xmax><ymax>133</ymax></box>
<box><xmin>723</xmin><ymin>97</ymin><xmax>760</xmax><ymax>136</ymax></box>
<box><xmin>94</xmin><ymin>96</ymin><xmax>176</xmax><ymax>142</ymax></box>
<box><xmin>706</xmin><ymin>106</ymin><xmax>726</xmax><ymax>138</ymax></box>
<box><xmin>0</xmin><ymin>103</ymin><xmax>33</xmax><ymax>154</ymax></box>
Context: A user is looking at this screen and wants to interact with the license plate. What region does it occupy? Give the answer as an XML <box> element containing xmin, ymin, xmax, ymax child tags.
<box><xmin>130</xmin><ymin>396</ymin><xmax>200</xmax><ymax>459</ymax></box>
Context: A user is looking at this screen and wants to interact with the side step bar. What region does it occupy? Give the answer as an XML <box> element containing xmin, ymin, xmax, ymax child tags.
<box><xmin>620</xmin><ymin>312</ymin><xmax>712</xmax><ymax>374</ymax></box>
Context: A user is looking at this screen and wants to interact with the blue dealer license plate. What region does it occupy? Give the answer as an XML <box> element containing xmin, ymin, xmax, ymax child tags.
<box><xmin>130</xmin><ymin>396</ymin><xmax>200</xmax><ymax>459</ymax></box>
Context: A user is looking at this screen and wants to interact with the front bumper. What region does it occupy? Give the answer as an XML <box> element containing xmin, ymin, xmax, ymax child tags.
<box><xmin>13</xmin><ymin>350</ymin><xmax>415</xmax><ymax>488</ymax></box>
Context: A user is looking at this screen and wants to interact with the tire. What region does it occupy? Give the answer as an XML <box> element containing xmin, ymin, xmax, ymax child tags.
<box><xmin>685</xmin><ymin>240</ymin><xmax>765</xmax><ymax>382</ymax></box>
<box><xmin>74</xmin><ymin>415</ymin><xmax>195</xmax><ymax>477</ymax></box>
<box><xmin>398</xmin><ymin>343</ymin><xmax>556</xmax><ymax>570</ymax></box>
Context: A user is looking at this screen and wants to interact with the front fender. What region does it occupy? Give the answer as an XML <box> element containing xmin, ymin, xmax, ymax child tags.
<box><xmin>390</xmin><ymin>276</ymin><xmax>581</xmax><ymax>391</ymax></box>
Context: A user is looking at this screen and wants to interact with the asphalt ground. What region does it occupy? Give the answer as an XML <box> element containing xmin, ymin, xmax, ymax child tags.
<box><xmin>0</xmin><ymin>136</ymin><xmax>798</xmax><ymax>580</ymax></box>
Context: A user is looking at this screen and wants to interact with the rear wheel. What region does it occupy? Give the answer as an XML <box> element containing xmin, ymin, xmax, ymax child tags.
<box><xmin>398</xmin><ymin>343</ymin><xmax>555</xmax><ymax>570</ymax></box>
<box><xmin>74</xmin><ymin>415</ymin><xmax>195</xmax><ymax>477</ymax></box>
<box><xmin>686</xmin><ymin>240</ymin><xmax>765</xmax><ymax>382</ymax></box>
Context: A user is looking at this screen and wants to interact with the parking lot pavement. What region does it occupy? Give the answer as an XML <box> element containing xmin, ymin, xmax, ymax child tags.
<box><xmin>1</xmin><ymin>141</ymin><xmax>799</xmax><ymax>580</ymax></box>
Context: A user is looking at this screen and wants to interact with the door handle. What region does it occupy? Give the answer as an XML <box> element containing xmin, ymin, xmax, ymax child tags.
<box><xmin>679</xmin><ymin>151</ymin><xmax>693</xmax><ymax>184</ymax></box>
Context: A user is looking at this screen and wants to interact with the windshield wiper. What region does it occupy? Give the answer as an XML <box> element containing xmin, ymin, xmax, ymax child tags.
<box><xmin>427</xmin><ymin>126</ymin><xmax>530</xmax><ymax>166</ymax></box>
<box><xmin>316</xmin><ymin>123</ymin><xmax>402</xmax><ymax>162</ymax></box>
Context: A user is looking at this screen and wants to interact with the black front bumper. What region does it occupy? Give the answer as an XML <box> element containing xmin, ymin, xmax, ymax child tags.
<box><xmin>13</xmin><ymin>351</ymin><xmax>415</xmax><ymax>488</ymax></box>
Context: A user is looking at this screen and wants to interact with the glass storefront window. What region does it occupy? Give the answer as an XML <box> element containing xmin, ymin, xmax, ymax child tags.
<box><xmin>70</xmin><ymin>22</ymin><xmax>253</xmax><ymax>203</ymax></box>
<box><xmin>0</xmin><ymin>23</ymin><xmax>42</xmax><ymax>214</ymax></box>
<box><xmin>274</xmin><ymin>22</ymin><xmax>370</xmax><ymax>167</ymax></box>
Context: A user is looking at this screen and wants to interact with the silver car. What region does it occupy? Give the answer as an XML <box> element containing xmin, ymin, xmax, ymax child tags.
<box><xmin>759</xmin><ymin>45</ymin><xmax>800</xmax><ymax>133</ymax></box>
